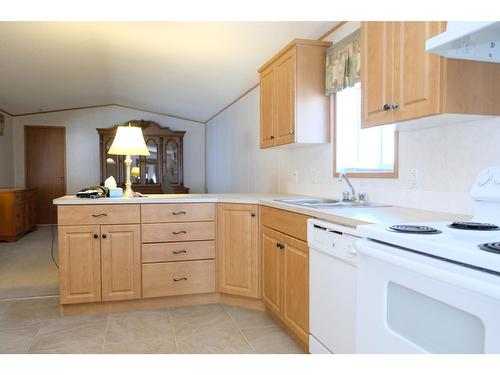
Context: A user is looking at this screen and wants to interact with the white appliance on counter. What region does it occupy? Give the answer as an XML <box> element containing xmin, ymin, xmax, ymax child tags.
<box><xmin>308</xmin><ymin>218</ymin><xmax>359</xmax><ymax>354</ymax></box>
<box><xmin>426</xmin><ymin>21</ymin><xmax>500</xmax><ymax>63</ymax></box>
<box><xmin>355</xmin><ymin>166</ymin><xmax>500</xmax><ymax>354</ymax></box>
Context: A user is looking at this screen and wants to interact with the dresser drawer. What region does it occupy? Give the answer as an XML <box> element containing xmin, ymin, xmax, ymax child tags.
<box><xmin>141</xmin><ymin>222</ymin><xmax>215</xmax><ymax>243</ymax></box>
<box><xmin>142</xmin><ymin>260</ymin><xmax>216</xmax><ymax>298</ymax></box>
<box><xmin>57</xmin><ymin>205</ymin><xmax>140</xmax><ymax>225</ymax></box>
<box><xmin>142</xmin><ymin>241</ymin><xmax>215</xmax><ymax>263</ymax></box>
<box><xmin>141</xmin><ymin>203</ymin><xmax>215</xmax><ymax>223</ymax></box>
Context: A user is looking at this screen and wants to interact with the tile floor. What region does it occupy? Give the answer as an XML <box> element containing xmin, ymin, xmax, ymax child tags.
<box><xmin>0</xmin><ymin>297</ymin><xmax>305</xmax><ymax>354</ymax></box>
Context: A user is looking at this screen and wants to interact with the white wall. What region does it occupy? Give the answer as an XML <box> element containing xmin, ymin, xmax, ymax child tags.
<box><xmin>12</xmin><ymin>105</ymin><xmax>206</xmax><ymax>194</ymax></box>
<box><xmin>206</xmin><ymin>88</ymin><xmax>280</xmax><ymax>193</ymax></box>
<box><xmin>205</xmin><ymin>22</ymin><xmax>500</xmax><ymax>215</ymax></box>
<box><xmin>0</xmin><ymin>111</ymin><xmax>14</xmax><ymax>188</ymax></box>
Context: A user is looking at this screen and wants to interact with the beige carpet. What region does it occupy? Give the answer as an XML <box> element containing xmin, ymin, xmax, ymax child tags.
<box><xmin>0</xmin><ymin>226</ymin><xmax>59</xmax><ymax>300</ymax></box>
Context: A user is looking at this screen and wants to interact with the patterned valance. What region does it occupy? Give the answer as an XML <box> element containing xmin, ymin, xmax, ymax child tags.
<box><xmin>325</xmin><ymin>30</ymin><xmax>361</xmax><ymax>95</ymax></box>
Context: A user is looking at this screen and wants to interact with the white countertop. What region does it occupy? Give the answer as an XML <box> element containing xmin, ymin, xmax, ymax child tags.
<box><xmin>53</xmin><ymin>193</ymin><xmax>469</xmax><ymax>228</ymax></box>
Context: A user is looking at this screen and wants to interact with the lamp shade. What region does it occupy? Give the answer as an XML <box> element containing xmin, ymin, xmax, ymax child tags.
<box><xmin>108</xmin><ymin>126</ymin><xmax>150</xmax><ymax>156</ymax></box>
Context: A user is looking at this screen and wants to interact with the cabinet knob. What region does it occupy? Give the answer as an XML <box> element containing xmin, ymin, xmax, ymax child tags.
<box><xmin>102</xmin><ymin>233</ymin><xmax>107</xmax><ymax>239</ymax></box>
<box><xmin>270</xmin><ymin>135</ymin><xmax>275</xmax><ymax>139</ymax></box>
<box><xmin>391</xmin><ymin>102</ymin><xmax>399</xmax><ymax>109</ymax></box>
<box><xmin>93</xmin><ymin>234</ymin><xmax>99</xmax><ymax>239</ymax></box>
<box><xmin>383</xmin><ymin>104</ymin><xmax>391</xmax><ymax>111</ymax></box>
<box><xmin>288</xmin><ymin>130</ymin><xmax>295</xmax><ymax>135</ymax></box>
<box><xmin>251</xmin><ymin>213</ymin><xmax>256</xmax><ymax>217</ymax></box>
<box><xmin>276</xmin><ymin>243</ymin><xmax>284</xmax><ymax>250</ymax></box>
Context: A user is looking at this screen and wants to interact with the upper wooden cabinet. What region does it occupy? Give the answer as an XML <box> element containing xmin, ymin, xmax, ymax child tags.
<box><xmin>361</xmin><ymin>21</ymin><xmax>500</xmax><ymax>128</ymax></box>
<box><xmin>258</xmin><ymin>39</ymin><xmax>332</xmax><ymax>148</ymax></box>
<box><xmin>217</xmin><ymin>203</ymin><xmax>259</xmax><ymax>298</ymax></box>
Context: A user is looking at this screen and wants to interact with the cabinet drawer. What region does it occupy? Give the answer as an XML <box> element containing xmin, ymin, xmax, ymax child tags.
<box><xmin>141</xmin><ymin>203</ymin><xmax>215</xmax><ymax>223</ymax></box>
<box><xmin>141</xmin><ymin>222</ymin><xmax>215</xmax><ymax>243</ymax></box>
<box><xmin>261</xmin><ymin>206</ymin><xmax>309</xmax><ymax>242</ymax></box>
<box><xmin>142</xmin><ymin>241</ymin><xmax>216</xmax><ymax>263</ymax></box>
<box><xmin>57</xmin><ymin>205</ymin><xmax>140</xmax><ymax>225</ymax></box>
<box><xmin>142</xmin><ymin>260</ymin><xmax>216</xmax><ymax>298</ymax></box>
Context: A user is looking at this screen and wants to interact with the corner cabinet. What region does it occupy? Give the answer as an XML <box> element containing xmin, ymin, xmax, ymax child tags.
<box><xmin>258</xmin><ymin>39</ymin><xmax>332</xmax><ymax>148</ymax></box>
<box><xmin>361</xmin><ymin>21</ymin><xmax>500</xmax><ymax>128</ymax></box>
<box><xmin>217</xmin><ymin>203</ymin><xmax>259</xmax><ymax>299</ymax></box>
<box><xmin>97</xmin><ymin>120</ymin><xmax>189</xmax><ymax>194</ymax></box>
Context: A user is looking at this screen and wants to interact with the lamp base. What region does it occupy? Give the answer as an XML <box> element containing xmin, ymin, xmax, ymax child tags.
<box><xmin>124</xmin><ymin>155</ymin><xmax>134</xmax><ymax>198</ymax></box>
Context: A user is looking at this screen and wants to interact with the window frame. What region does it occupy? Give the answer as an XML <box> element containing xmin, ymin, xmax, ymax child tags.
<box><xmin>332</xmin><ymin>93</ymin><xmax>399</xmax><ymax>179</ymax></box>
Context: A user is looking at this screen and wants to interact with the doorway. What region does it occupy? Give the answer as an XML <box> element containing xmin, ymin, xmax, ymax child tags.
<box><xmin>24</xmin><ymin>126</ymin><xmax>66</xmax><ymax>224</ymax></box>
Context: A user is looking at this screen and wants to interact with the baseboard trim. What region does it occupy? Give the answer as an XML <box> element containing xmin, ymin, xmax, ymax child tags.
<box><xmin>60</xmin><ymin>292</ymin><xmax>264</xmax><ymax>317</ymax></box>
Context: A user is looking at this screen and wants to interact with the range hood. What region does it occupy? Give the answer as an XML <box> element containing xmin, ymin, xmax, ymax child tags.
<box><xmin>426</xmin><ymin>22</ymin><xmax>500</xmax><ymax>63</ymax></box>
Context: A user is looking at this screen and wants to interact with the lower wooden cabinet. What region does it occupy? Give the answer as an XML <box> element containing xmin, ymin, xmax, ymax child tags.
<box><xmin>217</xmin><ymin>203</ymin><xmax>259</xmax><ymax>298</ymax></box>
<box><xmin>0</xmin><ymin>188</ymin><xmax>37</xmax><ymax>242</ymax></box>
<box><xmin>58</xmin><ymin>225</ymin><xmax>102</xmax><ymax>304</ymax></box>
<box><xmin>101</xmin><ymin>225</ymin><xmax>141</xmax><ymax>302</ymax></box>
<box><xmin>261</xmin><ymin>210</ymin><xmax>310</xmax><ymax>349</ymax></box>
<box><xmin>58</xmin><ymin>224</ymin><xmax>141</xmax><ymax>304</ymax></box>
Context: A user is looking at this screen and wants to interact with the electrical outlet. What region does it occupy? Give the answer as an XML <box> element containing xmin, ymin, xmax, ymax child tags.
<box><xmin>409</xmin><ymin>168</ymin><xmax>419</xmax><ymax>188</ymax></box>
<box><xmin>290</xmin><ymin>169</ymin><xmax>299</xmax><ymax>183</ymax></box>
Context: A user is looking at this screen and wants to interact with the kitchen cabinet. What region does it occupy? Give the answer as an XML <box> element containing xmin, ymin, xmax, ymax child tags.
<box><xmin>0</xmin><ymin>188</ymin><xmax>37</xmax><ymax>242</ymax></box>
<box><xmin>58</xmin><ymin>206</ymin><xmax>142</xmax><ymax>304</ymax></box>
<box><xmin>58</xmin><ymin>225</ymin><xmax>102</xmax><ymax>304</ymax></box>
<box><xmin>100</xmin><ymin>224</ymin><xmax>141</xmax><ymax>301</ymax></box>
<box><xmin>217</xmin><ymin>204</ymin><xmax>259</xmax><ymax>298</ymax></box>
<box><xmin>260</xmin><ymin>206</ymin><xmax>310</xmax><ymax>350</ymax></box>
<box><xmin>258</xmin><ymin>39</ymin><xmax>331</xmax><ymax>148</ymax></box>
<box><xmin>361</xmin><ymin>21</ymin><xmax>500</xmax><ymax>128</ymax></box>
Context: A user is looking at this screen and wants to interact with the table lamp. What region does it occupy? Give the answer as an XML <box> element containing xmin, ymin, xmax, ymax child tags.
<box><xmin>108</xmin><ymin>124</ymin><xmax>150</xmax><ymax>198</ymax></box>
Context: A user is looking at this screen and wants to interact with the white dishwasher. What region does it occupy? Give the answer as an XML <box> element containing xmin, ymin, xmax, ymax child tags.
<box><xmin>308</xmin><ymin>218</ymin><xmax>359</xmax><ymax>354</ymax></box>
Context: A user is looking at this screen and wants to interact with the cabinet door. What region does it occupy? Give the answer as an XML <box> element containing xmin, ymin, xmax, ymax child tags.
<box><xmin>59</xmin><ymin>225</ymin><xmax>101</xmax><ymax>304</ymax></box>
<box><xmin>393</xmin><ymin>22</ymin><xmax>443</xmax><ymax>123</ymax></box>
<box><xmin>101</xmin><ymin>224</ymin><xmax>141</xmax><ymax>301</ymax></box>
<box><xmin>260</xmin><ymin>65</ymin><xmax>275</xmax><ymax>148</ymax></box>
<box><xmin>274</xmin><ymin>48</ymin><xmax>296</xmax><ymax>146</ymax></box>
<box><xmin>261</xmin><ymin>226</ymin><xmax>283</xmax><ymax>317</ymax></box>
<box><xmin>217</xmin><ymin>204</ymin><xmax>259</xmax><ymax>298</ymax></box>
<box><xmin>361</xmin><ymin>22</ymin><xmax>395</xmax><ymax>128</ymax></box>
<box><xmin>282</xmin><ymin>234</ymin><xmax>309</xmax><ymax>345</ymax></box>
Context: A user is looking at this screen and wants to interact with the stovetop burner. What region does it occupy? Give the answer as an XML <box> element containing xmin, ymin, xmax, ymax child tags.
<box><xmin>449</xmin><ymin>221</ymin><xmax>500</xmax><ymax>231</ymax></box>
<box><xmin>388</xmin><ymin>225</ymin><xmax>441</xmax><ymax>234</ymax></box>
<box><xmin>478</xmin><ymin>242</ymin><xmax>500</xmax><ymax>254</ymax></box>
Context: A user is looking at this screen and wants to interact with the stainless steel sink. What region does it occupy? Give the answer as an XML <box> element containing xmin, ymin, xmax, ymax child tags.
<box><xmin>274</xmin><ymin>198</ymin><xmax>389</xmax><ymax>209</ymax></box>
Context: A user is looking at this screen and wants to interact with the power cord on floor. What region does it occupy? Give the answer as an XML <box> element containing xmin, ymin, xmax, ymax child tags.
<box><xmin>50</xmin><ymin>210</ymin><xmax>59</xmax><ymax>270</ymax></box>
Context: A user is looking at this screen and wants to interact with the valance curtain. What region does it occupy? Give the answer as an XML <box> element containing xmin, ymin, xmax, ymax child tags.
<box><xmin>325</xmin><ymin>30</ymin><xmax>361</xmax><ymax>95</ymax></box>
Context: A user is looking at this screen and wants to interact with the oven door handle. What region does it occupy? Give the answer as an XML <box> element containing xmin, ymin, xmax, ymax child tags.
<box><xmin>356</xmin><ymin>239</ymin><xmax>500</xmax><ymax>300</ymax></box>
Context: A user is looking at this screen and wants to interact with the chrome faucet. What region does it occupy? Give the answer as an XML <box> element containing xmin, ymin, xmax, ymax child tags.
<box><xmin>339</xmin><ymin>171</ymin><xmax>356</xmax><ymax>202</ymax></box>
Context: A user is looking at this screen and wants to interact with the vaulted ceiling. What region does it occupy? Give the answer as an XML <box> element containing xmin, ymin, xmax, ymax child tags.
<box><xmin>0</xmin><ymin>22</ymin><xmax>338</xmax><ymax>122</ymax></box>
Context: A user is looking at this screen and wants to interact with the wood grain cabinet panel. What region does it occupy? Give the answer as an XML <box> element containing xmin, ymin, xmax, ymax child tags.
<box><xmin>101</xmin><ymin>224</ymin><xmax>141</xmax><ymax>301</ymax></box>
<box><xmin>58</xmin><ymin>225</ymin><xmax>101</xmax><ymax>304</ymax></box>
<box><xmin>282</xmin><ymin>234</ymin><xmax>309</xmax><ymax>345</ymax></box>
<box><xmin>141</xmin><ymin>203</ymin><xmax>215</xmax><ymax>223</ymax></box>
<box><xmin>141</xmin><ymin>222</ymin><xmax>216</xmax><ymax>243</ymax></box>
<box><xmin>361</xmin><ymin>21</ymin><xmax>500</xmax><ymax>128</ymax></box>
<box><xmin>142</xmin><ymin>241</ymin><xmax>215</xmax><ymax>263</ymax></box>
<box><xmin>258</xmin><ymin>39</ymin><xmax>331</xmax><ymax>148</ymax></box>
<box><xmin>261</xmin><ymin>226</ymin><xmax>283</xmax><ymax>318</ymax></box>
<box><xmin>217</xmin><ymin>204</ymin><xmax>259</xmax><ymax>298</ymax></box>
<box><xmin>142</xmin><ymin>260</ymin><xmax>216</xmax><ymax>298</ymax></box>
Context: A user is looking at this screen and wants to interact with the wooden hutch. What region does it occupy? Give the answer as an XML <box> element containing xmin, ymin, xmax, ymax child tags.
<box><xmin>97</xmin><ymin>120</ymin><xmax>189</xmax><ymax>194</ymax></box>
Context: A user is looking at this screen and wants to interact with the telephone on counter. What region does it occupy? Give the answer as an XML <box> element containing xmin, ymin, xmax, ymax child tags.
<box><xmin>76</xmin><ymin>185</ymin><xmax>109</xmax><ymax>199</ymax></box>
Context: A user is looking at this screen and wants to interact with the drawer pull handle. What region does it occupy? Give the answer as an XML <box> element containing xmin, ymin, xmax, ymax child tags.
<box><xmin>173</xmin><ymin>277</ymin><xmax>188</xmax><ymax>282</ymax></box>
<box><xmin>172</xmin><ymin>211</ymin><xmax>187</xmax><ymax>215</ymax></box>
<box><xmin>173</xmin><ymin>250</ymin><xmax>187</xmax><ymax>254</ymax></box>
<box><xmin>92</xmin><ymin>213</ymin><xmax>108</xmax><ymax>218</ymax></box>
<box><xmin>172</xmin><ymin>230</ymin><xmax>187</xmax><ymax>235</ymax></box>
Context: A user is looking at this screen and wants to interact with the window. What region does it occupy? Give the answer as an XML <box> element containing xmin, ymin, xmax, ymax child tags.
<box><xmin>334</xmin><ymin>82</ymin><xmax>398</xmax><ymax>177</ymax></box>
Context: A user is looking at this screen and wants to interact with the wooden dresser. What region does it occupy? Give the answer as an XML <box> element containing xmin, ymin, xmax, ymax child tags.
<box><xmin>0</xmin><ymin>188</ymin><xmax>37</xmax><ymax>242</ymax></box>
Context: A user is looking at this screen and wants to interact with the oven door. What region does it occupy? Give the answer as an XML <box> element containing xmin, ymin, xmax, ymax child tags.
<box><xmin>355</xmin><ymin>239</ymin><xmax>500</xmax><ymax>354</ymax></box>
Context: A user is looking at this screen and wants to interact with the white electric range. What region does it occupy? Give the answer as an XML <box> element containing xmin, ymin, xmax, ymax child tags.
<box><xmin>355</xmin><ymin>166</ymin><xmax>500</xmax><ymax>354</ymax></box>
